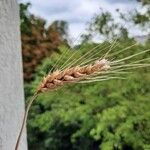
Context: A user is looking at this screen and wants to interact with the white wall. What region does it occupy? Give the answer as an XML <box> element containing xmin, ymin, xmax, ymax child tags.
<box><xmin>0</xmin><ymin>0</ymin><xmax>27</xmax><ymax>149</ymax></box>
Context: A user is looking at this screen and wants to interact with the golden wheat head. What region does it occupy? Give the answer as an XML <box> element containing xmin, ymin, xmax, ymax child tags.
<box><xmin>37</xmin><ymin>58</ymin><xmax>110</xmax><ymax>93</ymax></box>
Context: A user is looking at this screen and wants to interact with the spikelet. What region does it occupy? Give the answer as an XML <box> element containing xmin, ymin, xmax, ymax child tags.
<box><xmin>37</xmin><ymin>59</ymin><xmax>110</xmax><ymax>93</ymax></box>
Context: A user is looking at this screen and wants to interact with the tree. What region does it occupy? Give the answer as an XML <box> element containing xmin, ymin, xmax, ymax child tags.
<box><xmin>20</xmin><ymin>3</ymin><xmax>69</xmax><ymax>82</ymax></box>
<box><xmin>50</xmin><ymin>20</ymin><xmax>69</xmax><ymax>42</ymax></box>
<box><xmin>81</xmin><ymin>9</ymin><xmax>129</xmax><ymax>43</ymax></box>
<box><xmin>23</xmin><ymin>1</ymin><xmax>150</xmax><ymax>150</ymax></box>
<box><xmin>81</xmin><ymin>1</ymin><xmax>150</xmax><ymax>43</ymax></box>
<box><xmin>133</xmin><ymin>0</ymin><xmax>150</xmax><ymax>32</ymax></box>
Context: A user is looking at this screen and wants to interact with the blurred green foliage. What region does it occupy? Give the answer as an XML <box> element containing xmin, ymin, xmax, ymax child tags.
<box><xmin>22</xmin><ymin>1</ymin><xmax>150</xmax><ymax>150</ymax></box>
<box><xmin>20</xmin><ymin>2</ymin><xmax>31</xmax><ymax>34</ymax></box>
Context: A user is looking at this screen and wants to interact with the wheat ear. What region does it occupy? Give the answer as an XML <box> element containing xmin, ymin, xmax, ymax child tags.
<box><xmin>15</xmin><ymin>58</ymin><xmax>110</xmax><ymax>150</ymax></box>
<box><xmin>37</xmin><ymin>58</ymin><xmax>110</xmax><ymax>93</ymax></box>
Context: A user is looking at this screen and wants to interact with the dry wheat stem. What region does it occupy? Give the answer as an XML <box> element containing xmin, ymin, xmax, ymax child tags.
<box><xmin>15</xmin><ymin>43</ymin><xmax>150</xmax><ymax>150</ymax></box>
<box><xmin>15</xmin><ymin>94</ymin><xmax>38</xmax><ymax>150</ymax></box>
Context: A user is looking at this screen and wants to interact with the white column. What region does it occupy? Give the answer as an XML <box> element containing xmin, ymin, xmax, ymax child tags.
<box><xmin>0</xmin><ymin>0</ymin><xmax>27</xmax><ymax>149</ymax></box>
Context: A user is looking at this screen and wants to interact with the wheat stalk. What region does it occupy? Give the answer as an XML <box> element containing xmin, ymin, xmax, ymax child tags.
<box><xmin>15</xmin><ymin>43</ymin><xmax>150</xmax><ymax>150</ymax></box>
<box><xmin>15</xmin><ymin>58</ymin><xmax>111</xmax><ymax>150</ymax></box>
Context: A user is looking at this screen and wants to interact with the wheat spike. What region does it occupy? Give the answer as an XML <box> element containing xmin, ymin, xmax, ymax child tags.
<box><xmin>15</xmin><ymin>43</ymin><xmax>150</xmax><ymax>150</ymax></box>
<box><xmin>15</xmin><ymin>58</ymin><xmax>110</xmax><ymax>150</ymax></box>
<box><xmin>37</xmin><ymin>58</ymin><xmax>110</xmax><ymax>93</ymax></box>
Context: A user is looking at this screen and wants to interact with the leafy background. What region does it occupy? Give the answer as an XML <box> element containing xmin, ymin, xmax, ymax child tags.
<box><xmin>20</xmin><ymin>1</ymin><xmax>150</xmax><ymax>150</ymax></box>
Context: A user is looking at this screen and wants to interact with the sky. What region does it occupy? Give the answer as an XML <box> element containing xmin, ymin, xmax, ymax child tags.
<box><xmin>19</xmin><ymin>0</ymin><xmax>142</xmax><ymax>42</ymax></box>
